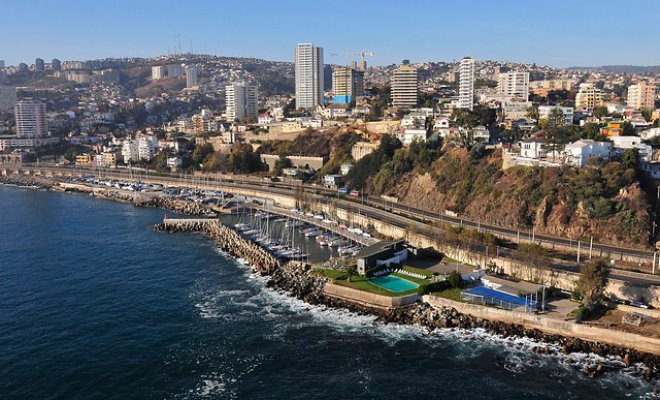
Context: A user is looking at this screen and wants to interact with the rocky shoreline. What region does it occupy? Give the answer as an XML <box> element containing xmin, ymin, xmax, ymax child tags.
<box><xmin>2</xmin><ymin>174</ymin><xmax>659</xmax><ymax>385</ymax></box>
<box><xmin>268</xmin><ymin>262</ymin><xmax>659</xmax><ymax>382</ymax></box>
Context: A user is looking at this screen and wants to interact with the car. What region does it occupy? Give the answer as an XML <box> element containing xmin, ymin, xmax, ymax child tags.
<box><xmin>338</xmin><ymin>187</ymin><xmax>349</xmax><ymax>194</ymax></box>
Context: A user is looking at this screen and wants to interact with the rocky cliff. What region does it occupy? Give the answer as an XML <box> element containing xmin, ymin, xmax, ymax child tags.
<box><xmin>392</xmin><ymin>148</ymin><xmax>651</xmax><ymax>248</ymax></box>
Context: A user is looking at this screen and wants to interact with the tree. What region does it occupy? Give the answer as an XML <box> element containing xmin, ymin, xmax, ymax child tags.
<box><xmin>447</xmin><ymin>270</ymin><xmax>464</xmax><ymax>288</ymax></box>
<box><xmin>593</xmin><ymin>106</ymin><xmax>609</xmax><ymax>119</ymax></box>
<box><xmin>526</xmin><ymin>104</ymin><xmax>539</xmax><ymax>121</ymax></box>
<box><xmin>542</xmin><ymin>127</ymin><xmax>569</xmax><ymax>160</ymax></box>
<box><xmin>192</xmin><ymin>143</ymin><xmax>214</xmax><ymax>167</ymax></box>
<box><xmin>574</xmin><ymin>259</ymin><xmax>609</xmax><ymax>308</ymax></box>
<box><xmin>620</xmin><ymin>148</ymin><xmax>639</xmax><ymax>170</ymax></box>
<box><xmin>548</xmin><ymin>108</ymin><xmax>565</xmax><ymax>128</ymax></box>
<box><xmin>621</xmin><ymin>121</ymin><xmax>635</xmax><ymax>136</ymax></box>
<box><xmin>346</xmin><ymin>265</ymin><xmax>357</xmax><ymax>282</ymax></box>
<box><xmin>513</xmin><ymin>243</ymin><xmax>551</xmax><ymax>282</ymax></box>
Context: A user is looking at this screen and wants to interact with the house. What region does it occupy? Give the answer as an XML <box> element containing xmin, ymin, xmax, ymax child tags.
<box><xmin>400</xmin><ymin>128</ymin><xmax>427</xmax><ymax>145</ymax></box>
<box><xmin>355</xmin><ymin>240</ymin><xmax>408</xmax><ymax>276</ymax></box>
<box><xmin>400</xmin><ymin>113</ymin><xmax>426</xmax><ymax>128</ymax></box>
<box><xmin>564</xmin><ymin>140</ymin><xmax>611</xmax><ymax>167</ymax></box>
<box><xmin>472</xmin><ymin>125</ymin><xmax>490</xmax><ymax>143</ymax></box>
<box><xmin>600</xmin><ymin>121</ymin><xmax>625</xmax><ymax>136</ymax></box>
<box><xmin>323</xmin><ymin>174</ymin><xmax>343</xmax><ymax>188</ymax></box>
<box><xmin>640</xmin><ymin>127</ymin><xmax>660</xmax><ymax>140</ymax></box>
<box><xmin>538</xmin><ymin>105</ymin><xmax>574</xmax><ymax>126</ymax></box>
<box><xmin>519</xmin><ymin>139</ymin><xmax>546</xmax><ymax>159</ymax></box>
<box><xmin>611</xmin><ymin>136</ymin><xmax>652</xmax><ymax>162</ymax></box>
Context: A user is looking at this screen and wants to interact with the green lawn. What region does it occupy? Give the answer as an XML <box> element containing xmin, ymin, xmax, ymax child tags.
<box><xmin>313</xmin><ymin>267</ymin><xmax>424</xmax><ymax>297</ymax></box>
<box><xmin>430</xmin><ymin>287</ymin><xmax>463</xmax><ymax>302</ymax></box>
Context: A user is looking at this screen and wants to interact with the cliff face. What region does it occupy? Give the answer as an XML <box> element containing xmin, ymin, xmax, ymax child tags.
<box><xmin>392</xmin><ymin>148</ymin><xmax>651</xmax><ymax>248</ymax></box>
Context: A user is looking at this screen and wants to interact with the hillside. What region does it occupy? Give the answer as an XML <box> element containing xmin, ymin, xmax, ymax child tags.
<box><xmin>380</xmin><ymin>147</ymin><xmax>650</xmax><ymax>248</ymax></box>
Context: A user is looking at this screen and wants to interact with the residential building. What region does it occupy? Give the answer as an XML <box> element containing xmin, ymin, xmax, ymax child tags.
<box><xmin>575</xmin><ymin>83</ymin><xmax>603</xmax><ymax>111</ymax></box>
<box><xmin>538</xmin><ymin>105</ymin><xmax>574</xmax><ymax>126</ymax></box>
<box><xmin>519</xmin><ymin>139</ymin><xmax>546</xmax><ymax>159</ymax></box>
<box><xmin>332</xmin><ymin>66</ymin><xmax>364</xmax><ymax>104</ymax></box>
<box><xmin>497</xmin><ymin>71</ymin><xmax>529</xmax><ymax>100</ymax></box>
<box><xmin>391</xmin><ymin>64</ymin><xmax>418</xmax><ymax>108</ymax></box>
<box><xmin>355</xmin><ymin>240</ymin><xmax>408</xmax><ymax>276</ymax></box>
<box><xmin>151</xmin><ymin>66</ymin><xmax>166</xmax><ymax>80</ymax></box>
<box><xmin>458</xmin><ymin>57</ymin><xmax>475</xmax><ymax>110</ymax></box>
<box><xmin>34</xmin><ymin>58</ymin><xmax>45</xmax><ymax>72</ymax></box>
<box><xmin>185</xmin><ymin>65</ymin><xmax>200</xmax><ymax>88</ymax></box>
<box><xmin>121</xmin><ymin>135</ymin><xmax>158</xmax><ymax>163</ymax></box>
<box><xmin>138</xmin><ymin>136</ymin><xmax>158</xmax><ymax>160</ymax></box>
<box><xmin>192</xmin><ymin>112</ymin><xmax>217</xmax><ymax>134</ymax></box>
<box><xmin>15</xmin><ymin>99</ymin><xmax>47</xmax><ymax>138</ymax></box>
<box><xmin>627</xmin><ymin>82</ymin><xmax>656</xmax><ymax>111</ymax></box>
<box><xmin>564</xmin><ymin>140</ymin><xmax>611</xmax><ymax>167</ymax></box>
<box><xmin>166</xmin><ymin>64</ymin><xmax>183</xmax><ymax>78</ymax></box>
<box><xmin>323</xmin><ymin>174</ymin><xmax>343</xmax><ymax>188</ymax></box>
<box><xmin>0</xmin><ymin>85</ymin><xmax>16</xmax><ymax>112</ymax></box>
<box><xmin>400</xmin><ymin>128</ymin><xmax>427</xmax><ymax>145</ymax></box>
<box><xmin>51</xmin><ymin>58</ymin><xmax>61</xmax><ymax>71</ymax></box>
<box><xmin>611</xmin><ymin>136</ymin><xmax>652</xmax><ymax>162</ymax></box>
<box><xmin>226</xmin><ymin>83</ymin><xmax>259</xmax><ymax>122</ymax></box>
<box><xmin>121</xmin><ymin>139</ymin><xmax>139</xmax><ymax>163</ymax></box>
<box><xmin>530</xmin><ymin>79</ymin><xmax>574</xmax><ymax>96</ymax></box>
<box><xmin>294</xmin><ymin>43</ymin><xmax>324</xmax><ymax>110</ymax></box>
<box><xmin>600</xmin><ymin>121</ymin><xmax>625</xmax><ymax>136</ymax></box>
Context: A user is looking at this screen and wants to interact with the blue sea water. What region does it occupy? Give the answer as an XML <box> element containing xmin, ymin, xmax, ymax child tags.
<box><xmin>0</xmin><ymin>185</ymin><xmax>657</xmax><ymax>399</ymax></box>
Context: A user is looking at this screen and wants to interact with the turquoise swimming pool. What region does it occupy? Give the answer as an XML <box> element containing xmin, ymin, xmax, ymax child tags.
<box><xmin>369</xmin><ymin>275</ymin><xmax>419</xmax><ymax>292</ymax></box>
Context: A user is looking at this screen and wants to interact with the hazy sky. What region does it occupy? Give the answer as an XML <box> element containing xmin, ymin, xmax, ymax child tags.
<box><xmin>2</xmin><ymin>0</ymin><xmax>660</xmax><ymax>68</ymax></box>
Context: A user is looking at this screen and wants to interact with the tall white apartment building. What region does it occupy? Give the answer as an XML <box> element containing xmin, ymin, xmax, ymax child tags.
<box><xmin>497</xmin><ymin>71</ymin><xmax>529</xmax><ymax>100</ymax></box>
<box><xmin>458</xmin><ymin>57</ymin><xmax>475</xmax><ymax>111</ymax></box>
<box><xmin>226</xmin><ymin>83</ymin><xmax>259</xmax><ymax>122</ymax></box>
<box><xmin>15</xmin><ymin>99</ymin><xmax>47</xmax><ymax>138</ymax></box>
<box><xmin>151</xmin><ymin>66</ymin><xmax>166</xmax><ymax>80</ymax></box>
<box><xmin>294</xmin><ymin>43</ymin><xmax>324</xmax><ymax>110</ymax></box>
<box><xmin>122</xmin><ymin>135</ymin><xmax>158</xmax><ymax>163</ymax></box>
<box><xmin>121</xmin><ymin>139</ymin><xmax>139</xmax><ymax>162</ymax></box>
<box><xmin>627</xmin><ymin>82</ymin><xmax>656</xmax><ymax>111</ymax></box>
<box><xmin>185</xmin><ymin>65</ymin><xmax>200</xmax><ymax>88</ymax></box>
<box><xmin>391</xmin><ymin>65</ymin><xmax>418</xmax><ymax>108</ymax></box>
<box><xmin>575</xmin><ymin>83</ymin><xmax>603</xmax><ymax>111</ymax></box>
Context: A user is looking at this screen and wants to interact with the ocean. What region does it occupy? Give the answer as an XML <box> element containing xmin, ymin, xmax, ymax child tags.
<box><xmin>0</xmin><ymin>185</ymin><xmax>656</xmax><ymax>399</ymax></box>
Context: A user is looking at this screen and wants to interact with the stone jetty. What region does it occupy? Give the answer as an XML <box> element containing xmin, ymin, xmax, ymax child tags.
<box><xmin>154</xmin><ymin>219</ymin><xmax>280</xmax><ymax>274</ymax></box>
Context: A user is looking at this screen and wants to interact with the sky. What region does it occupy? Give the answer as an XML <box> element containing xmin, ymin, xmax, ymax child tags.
<box><xmin>2</xmin><ymin>0</ymin><xmax>660</xmax><ymax>68</ymax></box>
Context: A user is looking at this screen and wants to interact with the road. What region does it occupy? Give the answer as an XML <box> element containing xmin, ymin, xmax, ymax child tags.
<box><xmin>7</xmin><ymin>163</ymin><xmax>660</xmax><ymax>284</ymax></box>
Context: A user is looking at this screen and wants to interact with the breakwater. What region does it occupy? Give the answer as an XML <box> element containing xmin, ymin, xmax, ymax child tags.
<box><xmin>154</xmin><ymin>219</ymin><xmax>280</xmax><ymax>275</ymax></box>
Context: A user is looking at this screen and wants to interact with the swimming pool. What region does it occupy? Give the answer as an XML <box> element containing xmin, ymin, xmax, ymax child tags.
<box><xmin>369</xmin><ymin>275</ymin><xmax>419</xmax><ymax>293</ymax></box>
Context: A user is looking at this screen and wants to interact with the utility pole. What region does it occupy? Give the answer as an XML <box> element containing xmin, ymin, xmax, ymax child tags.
<box><xmin>589</xmin><ymin>235</ymin><xmax>593</xmax><ymax>260</ymax></box>
<box><xmin>577</xmin><ymin>241</ymin><xmax>581</xmax><ymax>264</ymax></box>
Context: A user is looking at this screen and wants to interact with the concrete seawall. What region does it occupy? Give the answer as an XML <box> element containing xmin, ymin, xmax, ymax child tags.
<box><xmin>323</xmin><ymin>283</ymin><xmax>420</xmax><ymax>309</ymax></box>
<box><xmin>423</xmin><ymin>295</ymin><xmax>660</xmax><ymax>356</ymax></box>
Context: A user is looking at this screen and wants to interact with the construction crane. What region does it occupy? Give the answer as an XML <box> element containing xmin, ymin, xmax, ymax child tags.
<box><xmin>330</xmin><ymin>51</ymin><xmax>374</xmax><ymax>71</ymax></box>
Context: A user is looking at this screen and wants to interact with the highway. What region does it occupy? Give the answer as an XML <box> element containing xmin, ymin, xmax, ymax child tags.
<box><xmin>7</xmin><ymin>163</ymin><xmax>660</xmax><ymax>277</ymax></box>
